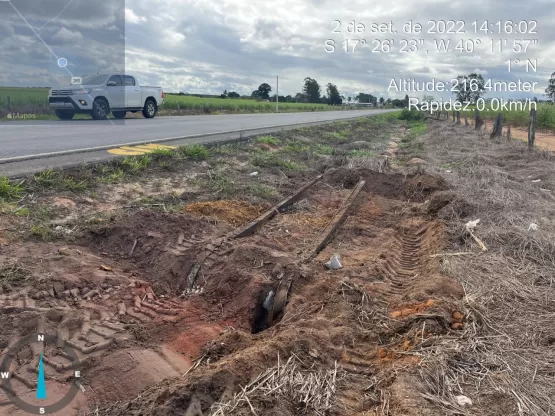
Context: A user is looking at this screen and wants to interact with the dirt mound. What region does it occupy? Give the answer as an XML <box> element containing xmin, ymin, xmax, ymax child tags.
<box><xmin>426</xmin><ymin>191</ymin><xmax>475</xmax><ymax>219</ymax></box>
<box><xmin>88</xmin><ymin>210</ymin><xmax>216</xmax><ymax>293</ymax></box>
<box><xmin>183</xmin><ymin>200</ymin><xmax>270</xmax><ymax>226</ymax></box>
<box><xmin>326</xmin><ymin>168</ymin><xmax>448</xmax><ymax>202</ymax></box>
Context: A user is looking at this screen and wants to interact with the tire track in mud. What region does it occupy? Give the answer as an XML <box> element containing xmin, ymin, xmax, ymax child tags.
<box><xmin>0</xmin><ymin>277</ymin><xmax>201</xmax><ymax>412</ymax></box>
<box><xmin>331</xmin><ymin>200</ymin><xmax>465</xmax><ymax>414</ymax></box>
<box><xmin>377</xmin><ymin>224</ymin><xmax>428</xmax><ymax>299</ymax></box>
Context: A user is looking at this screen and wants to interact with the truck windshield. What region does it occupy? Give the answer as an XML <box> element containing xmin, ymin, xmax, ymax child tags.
<box><xmin>80</xmin><ymin>75</ymin><xmax>109</xmax><ymax>85</ymax></box>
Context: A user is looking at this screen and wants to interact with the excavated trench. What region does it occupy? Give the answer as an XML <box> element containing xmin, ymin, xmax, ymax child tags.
<box><xmin>0</xmin><ymin>169</ymin><xmax>466</xmax><ymax>415</ymax></box>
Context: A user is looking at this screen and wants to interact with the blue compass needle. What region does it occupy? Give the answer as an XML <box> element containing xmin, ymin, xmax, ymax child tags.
<box><xmin>36</xmin><ymin>354</ymin><xmax>47</xmax><ymax>400</ymax></box>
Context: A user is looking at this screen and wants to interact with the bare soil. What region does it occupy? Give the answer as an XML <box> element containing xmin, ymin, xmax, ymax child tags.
<box><xmin>1</xmin><ymin>115</ymin><xmax>553</xmax><ymax>415</ymax></box>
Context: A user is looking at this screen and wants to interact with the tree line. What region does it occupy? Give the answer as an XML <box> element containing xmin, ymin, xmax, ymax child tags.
<box><xmin>217</xmin><ymin>77</ymin><xmax>408</xmax><ymax>107</ymax></box>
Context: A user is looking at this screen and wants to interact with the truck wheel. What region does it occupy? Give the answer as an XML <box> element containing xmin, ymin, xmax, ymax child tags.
<box><xmin>142</xmin><ymin>99</ymin><xmax>157</xmax><ymax>118</ymax></box>
<box><xmin>55</xmin><ymin>110</ymin><xmax>75</xmax><ymax>120</ymax></box>
<box><xmin>91</xmin><ymin>98</ymin><xmax>110</xmax><ymax>120</ymax></box>
<box><xmin>112</xmin><ymin>111</ymin><xmax>126</xmax><ymax>119</ymax></box>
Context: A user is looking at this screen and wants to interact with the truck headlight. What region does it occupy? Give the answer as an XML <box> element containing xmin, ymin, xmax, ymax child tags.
<box><xmin>71</xmin><ymin>88</ymin><xmax>91</xmax><ymax>95</ymax></box>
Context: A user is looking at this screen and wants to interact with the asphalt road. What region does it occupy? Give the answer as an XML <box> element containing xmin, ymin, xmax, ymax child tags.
<box><xmin>0</xmin><ymin>109</ymin><xmax>395</xmax><ymax>177</ymax></box>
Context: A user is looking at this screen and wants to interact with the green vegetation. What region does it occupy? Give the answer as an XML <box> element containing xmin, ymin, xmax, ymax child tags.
<box><xmin>398</xmin><ymin>119</ymin><xmax>427</xmax><ymax>155</ymax></box>
<box><xmin>33</xmin><ymin>169</ymin><xmax>60</xmax><ymax>188</ymax></box>
<box><xmin>0</xmin><ymin>87</ymin><xmax>49</xmax><ymax>107</ymax></box>
<box><xmin>250</xmin><ymin>150</ymin><xmax>305</xmax><ymax>170</ymax></box>
<box><xmin>255</xmin><ymin>135</ymin><xmax>280</xmax><ymax>145</ymax></box>
<box><xmin>177</xmin><ymin>144</ymin><xmax>210</xmax><ymax>160</ymax></box>
<box><xmin>61</xmin><ymin>177</ymin><xmax>89</xmax><ymax>191</ymax></box>
<box><xmin>349</xmin><ymin>149</ymin><xmax>377</xmax><ymax>157</ymax></box>
<box><xmin>163</xmin><ymin>95</ymin><xmax>335</xmax><ymax>113</ymax></box>
<box><xmin>314</xmin><ymin>144</ymin><xmax>335</xmax><ymax>155</ymax></box>
<box><xmin>323</xmin><ymin>131</ymin><xmax>350</xmax><ymax>144</ymax></box>
<box><xmin>248</xmin><ymin>184</ymin><xmax>280</xmax><ymax>200</ymax></box>
<box><xmin>283</xmin><ymin>141</ymin><xmax>311</xmax><ymax>153</ymax></box>
<box><xmin>399</xmin><ymin>108</ymin><xmax>425</xmax><ymax>121</ymax></box>
<box><xmin>99</xmin><ymin>168</ymin><xmax>125</xmax><ymax>184</ymax></box>
<box><xmin>406</xmin><ymin>121</ymin><xmax>428</xmax><ymax>137</ymax></box>
<box><xmin>0</xmin><ymin>177</ymin><xmax>24</xmax><ymax>200</ymax></box>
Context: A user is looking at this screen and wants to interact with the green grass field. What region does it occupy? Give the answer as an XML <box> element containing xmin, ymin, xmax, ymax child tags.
<box><xmin>163</xmin><ymin>94</ymin><xmax>334</xmax><ymax>113</ymax></box>
<box><xmin>0</xmin><ymin>87</ymin><xmax>338</xmax><ymax>116</ymax></box>
<box><xmin>0</xmin><ymin>87</ymin><xmax>50</xmax><ymax>108</ymax></box>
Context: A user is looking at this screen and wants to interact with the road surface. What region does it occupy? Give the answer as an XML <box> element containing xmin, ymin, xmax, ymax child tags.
<box><xmin>0</xmin><ymin>109</ymin><xmax>395</xmax><ymax>176</ymax></box>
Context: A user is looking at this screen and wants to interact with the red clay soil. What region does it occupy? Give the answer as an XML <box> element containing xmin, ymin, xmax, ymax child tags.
<box><xmin>183</xmin><ymin>200</ymin><xmax>270</xmax><ymax>227</ymax></box>
<box><xmin>97</xmin><ymin>170</ymin><xmax>465</xmax><ymax>416</ymax></box>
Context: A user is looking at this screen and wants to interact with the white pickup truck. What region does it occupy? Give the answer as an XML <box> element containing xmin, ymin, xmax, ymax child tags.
<box><xmin>48</xmin><ymin>74</ymin><xmax>164</xmax><ymax>120</ymax></box>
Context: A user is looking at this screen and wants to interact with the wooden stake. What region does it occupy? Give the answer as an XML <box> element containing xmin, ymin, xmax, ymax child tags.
<box><xmin>490</xmin><ymin>113</ymin><xmax>503</xmax><ymax>139</ymax></box>
<box><xmin>528</xmin><ymin>108</ymin><xmax>537</xmax><ymax>151</ymax></box>
<box><xmin>474</xmin><ymin>108</ymin><xmax>483</xmax><ymax>130</ymax></box>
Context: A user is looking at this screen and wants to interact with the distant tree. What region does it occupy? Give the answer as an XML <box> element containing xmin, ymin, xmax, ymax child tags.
<box><xmin>294</xmin><ymin>92</ymin><xmax>306</xmax><ymax>103</ymax></box>
<box><xmin>272</xmin><ymin>94</ymin><xmax>290</xmax><ymax>102</ymax></box>
<box><xmin>357</xmin><ymin>93</ymin><xmax>377</xmax><ymax>105</ymax></box>
<box><xmin>379</xmin><ymin>97</ymin><xmax>385</xmax><ymax>106</ymax></box>
<box><xmin>251</xmin><ymin>90</ymin><xmax>261</xmax><ymax>98</ymax></box>
<box><xmin>545</xmin><ymin>72</ymin><xmax>555</xmax><ymax>103</ymax></box>
<box><xmin>227</xmin><ymin>91</ymin><xmax>240</xmax><ymax>98</ymax></box>
<box><xmin>403</xmin><ymin>94</ymin><xmax>410</xmax><ymax>107</ymax></box>
<box><xmin>256</xmin><ymin>83</ymin><xmax>272</xmax><ymax>99</ymax></box>
<box><xmin>302</xmin><ymin>77</ymin><xmax>321</xmax><ymax>103</ymax></box>
<box><xmin>220</xmin><ymin>89</ymin><xmax>228</xmax><ymax>99</ymax></box>
<box><xmin>347</xmin><ymin>97</ymin><xmax>352</xmax><ymax>103</ymax></box>
<box><xmin>285</xmin><ymin>95</ymin><xmax>293</xmax><ymax>102</ymax></box>
<box><xmin>392</xmin><ymin>99</ymin><xmax>404</xmax><ymax>108</ymax></box>
<box><xmin>386</xmin><ymin>98</ymin><xmax>392</xmax><ymax>105</ymax></box>
<box><xmin>326</xmin><ymin>83</ymin><xmax>342</xmax><ymax>105</ymax></box>
<box><xmin>422</xmin><ymin>95</ymin><xmax>434</xmax><ymax>103</ymax></box>
<box><xmin>452</xmin><ymin>73</ymin><xmax>486</xmax><ymax>103</ymax></box>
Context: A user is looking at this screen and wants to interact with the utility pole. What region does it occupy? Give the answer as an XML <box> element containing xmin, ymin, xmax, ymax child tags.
<box><xmin>276</xmin><ymin>75</ymin><xmax>279</xmax><ymax>113</ymax></box>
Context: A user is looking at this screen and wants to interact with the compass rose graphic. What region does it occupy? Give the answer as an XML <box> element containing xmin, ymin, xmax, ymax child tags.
<box><xmin>1</xmin><ymin>333</ymin><xmax>83</xmax><ymax>415</ymax></box>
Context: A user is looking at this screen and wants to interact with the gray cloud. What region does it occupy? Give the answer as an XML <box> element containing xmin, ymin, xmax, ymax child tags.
<box><xmin>0</xmin><ymin>0</ymin><xmax>553</xmax><ymax>100</ymax></box>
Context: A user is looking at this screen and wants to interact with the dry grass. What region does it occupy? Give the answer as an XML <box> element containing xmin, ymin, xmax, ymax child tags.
<box><xmin>415</xmin><ymin>121</ymin><xmax>555</xmax><ymax>415</ymax></box>
<box><xmin>209</xmin><ymin>354</ymin><xmax>343</xmax><ymax>416</ymax></box>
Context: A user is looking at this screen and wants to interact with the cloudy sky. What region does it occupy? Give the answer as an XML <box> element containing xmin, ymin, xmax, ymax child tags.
<box><xmin>1</xmin><ymin>0</ymin><xmax>554</xmax><ymax>100</ymax></box>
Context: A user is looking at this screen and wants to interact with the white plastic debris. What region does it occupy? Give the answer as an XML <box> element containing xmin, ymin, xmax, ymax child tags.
<box><xmin>325</xmin><ymin>254</ymin><xmax>342</xmax><ymax>270</ymax></box>
<box><xmin>528</xmin><ymin>223</ymin><xmax>538</xmax><ymax>231</ymax></box>
<box><xmin>250</xmin><ymin>171</ymin><xmax>259</xmax><ymax>176</ymax></box>
<box><xmin>465</xmin><ymin>219</ymin><xmax>480</xmax><ymax>229</ymax></box>
<box><xmin>455</xmin><ymin>395</ymin><xmax>473</xmax><ymax>407</ymax></box>
<box><xmin>532</xmin><ymin>179</ymin><xmax>541</xmax><ymax>183</ymax></box>
<box><xmin>445</xmin><ymin>170</ymin><xmax>452</xmax><ymax>173</ymax></box>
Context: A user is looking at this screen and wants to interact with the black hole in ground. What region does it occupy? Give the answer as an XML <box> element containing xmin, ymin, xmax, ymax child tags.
<box><xmin>251</xmin><ymin>296</ymin><xmax>286</xmax><ymax>334</ymax></box>
<box><xmin>252</xmin><ymin>300</ymin><xmax>269</xmax><ymax>334</ymax></box>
